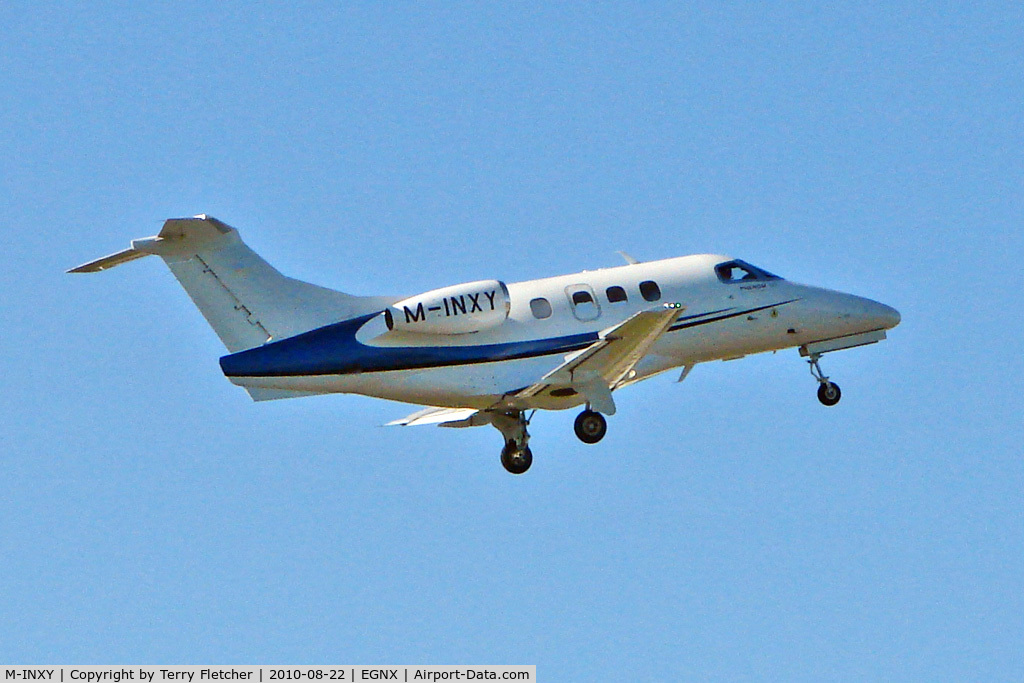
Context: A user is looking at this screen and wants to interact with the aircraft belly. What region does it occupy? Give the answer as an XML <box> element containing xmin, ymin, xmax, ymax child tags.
<box><xmin>654</xmin><ymin>305</ymin><xmax>800</xmax><ymax>363</ymax></box>
<box><xmin>226</xmin><ymin>291</ymin><xmax>814</xmax><ymax>406</ymax></box>
<box><xmin>229</xmin><ymin>354</ymin><xmax>563</xmax><ymax>410</ymax></box>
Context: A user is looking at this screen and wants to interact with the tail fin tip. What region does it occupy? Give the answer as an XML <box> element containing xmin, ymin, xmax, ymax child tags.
<box><xmin>68</xmin><ymin>213</ymin><xmax>229</xmax><ymax>274</ymax></box>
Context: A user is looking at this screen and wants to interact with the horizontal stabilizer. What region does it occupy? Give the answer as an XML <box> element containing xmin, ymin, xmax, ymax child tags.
<box><xmin>68</xmin><ymin>247</ymin><xmax>150</xmax><ymax>273</ymax></box>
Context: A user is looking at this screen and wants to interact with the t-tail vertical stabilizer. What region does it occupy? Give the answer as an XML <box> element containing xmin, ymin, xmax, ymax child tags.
<box><xmin>69</xmin><ymin>214</ymin><xmax>394</xmax><ymax>353</ymax></box>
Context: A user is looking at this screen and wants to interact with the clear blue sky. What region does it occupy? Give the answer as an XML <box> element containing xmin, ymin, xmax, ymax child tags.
<box><xmin>2</xmin><ymin>2</ymin><xmax>1022</xmax><ymax>678</ymax></box>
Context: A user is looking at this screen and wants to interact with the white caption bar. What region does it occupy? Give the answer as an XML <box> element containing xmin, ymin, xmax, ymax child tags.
<box><xmin>0</xmin><ymin>667</ymin><xmax>535</xmax><ymax>683</ymax></box>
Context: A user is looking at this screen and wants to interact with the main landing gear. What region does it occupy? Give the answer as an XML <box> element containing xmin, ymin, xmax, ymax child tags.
<box><xmin>490</xmin><ymin>406</ymin><xmax>610</xmax><ymax>474</ymax></box>
<box><xmin>500</xmin><ymin>441</ymin><xmax>532</xmax><ymax>475</ymax></box>
<box><xmin>574</xmin><ymin>409</ymin><xmax>607</xmax><ymax>444</ymax></box>
<box><xmin>492</xmin><ymin>410</ymin><xmax>533</xmax><ymax>474</ymax></box>
<box><xmin>807</xmin><ymin>353</ymin><xmax>842</xmax><ymax>406</ymax></box>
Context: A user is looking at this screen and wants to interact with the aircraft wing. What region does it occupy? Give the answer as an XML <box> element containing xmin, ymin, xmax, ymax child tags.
<box><xmin>387</xmin><ymin>303</ymin><xmax>682</xmax><ymax>428</ymax></box>
<box><xmin>514</xmin><ymin>303</ymin><xmax>684</xmax><ymax>415</ymax></box>
<box><xmin>386</xmin><ymin>406</ymin><xmax>482</xmax><ymax>428</ymax></box>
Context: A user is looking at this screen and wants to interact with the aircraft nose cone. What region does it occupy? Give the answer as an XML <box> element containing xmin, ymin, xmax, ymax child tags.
<box><xmin>799</xmin><ymin>289</ymin><xmax>901</xmax><ymax>338</ymax></box>
<box><xmin>870</xmin><ymin>301</ymin><xmax>901</xmax><ymax>330</ymax></box>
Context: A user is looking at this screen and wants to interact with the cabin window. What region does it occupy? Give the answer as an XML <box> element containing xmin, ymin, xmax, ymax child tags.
<box><xmin>715</xmin><ymin>260</ymin><xmax>782</xmax><ymax>283</ymax></box>
<box><xmin>530</xmin><ymin>297</ymin><xmax>552</xmax><ymax>319</ymax></box>
<box><xmin>639</xmin><ymin>280</ymin><xmax>661</xmax><ymax>302</ymax></box>
<box><xmin>606</xmin><ymin>286</ymin><xmax>628</xmax><ymax>303</ymax></box>
<box><xmin>572</xmin><ymin>291</ymin><xmax>594</xmax><ymax>306</ymax></box>
<box><xmin>565</xmin><ymin>284</ymin><xmax>602</xmax><ymax>322</ymax></box>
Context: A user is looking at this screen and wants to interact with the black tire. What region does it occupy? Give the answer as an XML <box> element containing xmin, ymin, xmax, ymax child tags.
<box><xmin>500</xmin><ymin>443</ymin><xmax>533</xmax><ymax>474</ymax></box>
<box><xmin>574</xmin><ymin>410</ymin><xmax>608</xmax><ymax>444</ymax></box>
<box><xmin>817</xmin><ymin>382</ymin><xmax>842</xmax><ymax>406</ymax></box>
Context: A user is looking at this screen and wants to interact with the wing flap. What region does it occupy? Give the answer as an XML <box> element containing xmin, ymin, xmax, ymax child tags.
<box><xmin>516</xmin><ymin>303</ymin><xmax>684</xmax><ymax>414</ymax></box>
<box><xmin>386</xmin><ymin>304</ymin><xmax>684</xmax><ymax>427</ymax></box>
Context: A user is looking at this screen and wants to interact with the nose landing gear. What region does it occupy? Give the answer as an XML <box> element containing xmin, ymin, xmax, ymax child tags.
<box><xmin>808</xmin><ymin>353</ymin><xmax>841</xmax><ymax>406</ymax></box>
<box><xmin>817</xmin><ymin>381</ymin><xmax>841</xmax><ymax>406</ymax></box>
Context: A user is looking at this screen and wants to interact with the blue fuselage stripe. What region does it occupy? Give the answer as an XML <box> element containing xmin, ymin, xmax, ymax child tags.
<box><xmin>220</xmin><ymin>300</ymin><xmax>798</xmax><ymax>378</ymax></box>
<box><xmin>220</xmin><ymin>313</ymin><xmax>598</xmax><ymax>378</ymax></box>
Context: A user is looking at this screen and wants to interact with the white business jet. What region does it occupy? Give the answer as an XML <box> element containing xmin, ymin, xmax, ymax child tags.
<box><xmin>71</xmin><ymin>215</ymin><xmax>900</xmax><ymax>474</ymax></box>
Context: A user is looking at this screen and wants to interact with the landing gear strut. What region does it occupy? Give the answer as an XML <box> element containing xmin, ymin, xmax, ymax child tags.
<box><xmin>574</xmin><ymin>409</ymin><xmax>607</xmax><ymax>444</ymax></box>
<box><xmin>488</xmin><ymin>405</ymin><xmax>611</xmax><ymax>473</ymax></box>
<box><xmin>491</xmin><ymin>410</ymin><xmax>533</xmax><ymax>474</ymax></box>
<box><xmin>808</xmin><ymin>353</ymin><xmax>841</xmax><ymax>406</ymax></box>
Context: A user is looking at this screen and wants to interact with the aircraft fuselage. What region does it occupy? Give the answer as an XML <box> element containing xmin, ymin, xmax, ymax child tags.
<box><xmin>222</xmin><ymin>253</ymin><xmax>900</xmax><ymax>410</ymax></box>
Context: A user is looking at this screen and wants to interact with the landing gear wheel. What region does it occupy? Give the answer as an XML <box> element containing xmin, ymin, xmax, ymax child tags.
<box><xmin>808</xmin><ymin>353</ymin><xmax>841</xmax><ymax>407</ymax></box>
<box><xmin>500</xmin><ymin>442</ymin><xmax>533</xmax><ymax>474</ymax></box>
<box><xmin>817</xmin><ymin>382</ymin><xmax>841</xmax><ymax>406</ymax></box>
<box><xmin>574</xmin><ymin>410</ymin><xmax>608</xmax><ymax>444</ymax></box>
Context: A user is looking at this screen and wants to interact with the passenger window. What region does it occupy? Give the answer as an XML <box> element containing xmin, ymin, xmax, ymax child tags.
<box><xmin>606</xmin><ymin>286</ymin><xmax>628</xmax><ymax>303</ymax></box>
<box><xmin>639</xmin><ymin>280</ymin><xmax>661</xmax><ymax>302</ymax></box>
<box><xmin>565</xmin><ymin>285</ymin><xmax>602</xmax><ymax>322</ymax></box>
<box><xmin>530</xmin><ymin>297</ymin><xmax>552</xmax><ymax>319</ymax></box>
<box><xmin>572</xmin><ymin>291</ymin><xmax>594</xmax><ymax>305</ymax></box>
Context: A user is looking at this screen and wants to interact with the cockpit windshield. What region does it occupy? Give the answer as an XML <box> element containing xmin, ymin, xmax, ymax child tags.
<box><xmin>715</xmin><ymin>260</ymin><xmax>782</xmax><ymax>283</ymax></box>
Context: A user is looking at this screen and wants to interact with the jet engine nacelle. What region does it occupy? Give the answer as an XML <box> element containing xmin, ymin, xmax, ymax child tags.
<box><xmin>385</xmin><ymin>280</ymin><xmax>511</xmax><ymax>335</ymax></box>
